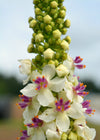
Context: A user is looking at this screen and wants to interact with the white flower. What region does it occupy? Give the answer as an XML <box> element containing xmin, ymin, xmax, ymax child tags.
<box><xmin>20</xmin><ymin>64</ymin><xmax>66</xmax><ymax>106</ymax></box>
<box><xmin>74</xmin><ymin>117</ymin><xmax>96</xmax><ymax>140</ymax></box>
<box><xmin>56</xmin><ymin>64</ymin><xmax>69</xmax><ymax>77</ymax></box>
<box><xmin>43</xmin><ymin>48</ymin><xmax>55</xmax><ymax>59</ymax></box>
<box><xmin>39</xmin><ymin>98</ymin><xmax>84</xmax><ymax>132</ymax></box>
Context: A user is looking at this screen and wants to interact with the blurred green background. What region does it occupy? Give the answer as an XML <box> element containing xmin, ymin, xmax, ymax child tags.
<box><xmin>0</xmin><ymin>0</ymin><xmax>100</xmax><ymax>140</ymax></box>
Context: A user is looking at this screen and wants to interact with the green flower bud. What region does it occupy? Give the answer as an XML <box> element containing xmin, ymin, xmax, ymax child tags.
<box><xmin>54</xmin><ymin>13</ymin><xmax>58</xmax><ymax>19</ymax></box>
<box><xmin>29</xmin><ymin>19</ymin><xmax>37</xmax><ymax>28</ymax></box>
<box><xmin>27</xmin><ymin>44</ymin><xmax>35</xmax><ymax>53</ymax></box>
<box><xmin>50</xmin><ymin>1</ymin><xmax>58</xmax><ymax>9</ymax></box>
<box><xmin>35</xmin><ymin>55</ymin><xmax>42</xmax><ymax>61</ymax></box>
<box><xmin>48</xmin><ymin>60</ymin><xmax>55</xmax><ymax>65</ymax></box>
<box><xmin>61</xmin><ymin>6</ymin><xmax>66</xmax><ymax>11</ymax></box>
<box><xmin>56</xmin><ymin>18</ymin><xmax>64</xmax><ymax>24</ymax></box>
<box><xmin>38</xmin><ymin>3</ymin><xmax>42</xmax><ymax>9</ymax></box>
<box><xmin>28</xmin><ymin>17</ymin><xmax>33</xmax><ymax>23</ymax></box>
<box><xmin>44</xmin><ymin>0</ymin><xmax>49</xmax><ymax>4</ymax></box>
<box><xmin>68</xmin><ymin>132</ymin><xmax>77</xmax><ymax>140</ymax></box>
<box><xmin>44</xmin><ymin>15</ymin><xmax>52</xmax><ymax>24</ymax></box>
<box><xmin>45</xmin><ymin>25</ymin><xmax>52</xmax><ymax>32</ymax></box>
<box><xmin>43</xmin><ymin>48</ymin><xmax>55</xmax><ymax>59</ymax></box>
<box><xmin>38</xmin><ymin>45</ymin><xmax>44</xmax><ymax>53</ymax></box>
<box><xmin>32</xmin><ymin>58</ymin><xmax>36</xmax><ymax>65</ymax></box>
<box><xmin>48</xmin><ymin>38</ymin><xmax>54</xmax><ymax>45</ymax></box>
<box><xmin>36</xmin><ymin>16</ymin><xmax>43</xmax><ymax>22</ymax></box>
<box><xmin>51</xmin><ymin>22</ymin><xmax>55</xmax><ymax>28</ymax></box>
<box><xmin>62</xmin><ymin>52</ymin><xmax>67</xmax><ymax>60</ymax></box>
<box><xmin>61</xmin><ymin>40</ymin><xmax>69</xmax><ymax>50</ymax></box>
<box><xmin>44</xmin><ymin>42</ymin><xmax>49</xmax><ymax>49</ymax></box>
<box><xmin>35</xmin><ymin>33</ymin><xmax>44</xmax><ymax>42</ymax></box>
<box><xmin>32</xmin><ymin>33</ymin><xmax>36</xmax><ymax>38</ymax></box>
<box><xmin>33</xmin><ymin>0</ymin><xmax>39</xmax><ymax>5</ymax></box>
<box><xmin>59</xmin><ymin>24</ymin><xmax>63</xmax><ymax>29</ymax></box>
<box><xmin>61</xmin><ymin>28</ymin><xmax>67</xmax><ymax>35</ymax></box>
<box><xmin>40</xmin><ymin>23</ymin><xmax>45</xmax><ymax>30</ymax></box>
<box><xmin>35</xmin><ymin>8</ymin><xmax>41</xmax><ymax>15</ymax></box>
<box><xmin>64</xmin><ymin>36</ymin><xmax>71</xmax><ymax>44</ymax></box>
<box><xmin>55</xmin><ymin>52</ymin><xmax>60</xmax><ymax>59</ymax></box>
<box><xmin>54</xmin><ymin>60</ymin><xmax>59</xmax><ymax>67</ymax></box>
<box><xmin>31</xmin><ymin>38</ymin><xmax>35</xmax><ymax>44</ymax></box>
<box><xmin>50</xmin><ymin>9</ymin><xmax>58</xmax><ymax>15</ymax></box>
<box><xmin>46</xmin><ymin>6</ymin><xmax>50</xmax><ymax>12</ymax></box>
<box><xmin>59</xmin><ymin>10</ymin><xmax>66</xmax><ymax>18</ymax></box>
<box><xmin>64</xmin><ymin>19</ymin><xmax>71</xmax><ymax>28</ymax></box>
<box><xmin>61</xmin><ymin>132</ymin><xmax>68</xmax><ymax>140</ymax></box>
<box><xmin>53</xmin><ymin>29</ymin><xmax>61</xmax><ymax>39</ymax></box>
<box><xmin>56</xmin><ymin>39</ymin><xmax>61</xmax><ymax>45</ymax></box>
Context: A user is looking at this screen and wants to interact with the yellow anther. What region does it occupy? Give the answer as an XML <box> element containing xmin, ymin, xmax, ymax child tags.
<box><xmin>80</xmin><ymin>83</ymin><xmax>83</xmax><ymax>87</ymax></box>
<box><xmin>58</xmin><ymin>106</ymin><xmax>61</xmax><ymax>109</ymax></box>
<box><xmin>83</xmin><ymin>65</ymin><xmax>86</xmax><ymax>68</ymax></box>
<box><xmin>33</xmin><ymin>79</ymin><xmax>35</xmax><ymax>82</ymax></box>
<box><xmin>19</xmin><ymin>65</ymin><xmax>21</xmax><ymax>68</ymax></box>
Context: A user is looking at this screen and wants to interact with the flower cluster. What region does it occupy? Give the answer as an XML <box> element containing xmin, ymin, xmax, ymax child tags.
<box><xmin>17</xmin><ymin>0</ymin><xmax>96</xmax><ymax>140</ymax></box>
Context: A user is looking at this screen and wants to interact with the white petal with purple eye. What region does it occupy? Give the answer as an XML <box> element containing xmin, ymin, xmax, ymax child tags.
<box><xmin>56</xmin><ymin>112</ymin><xmax>70</xmax><ymax>132</ymax></box>
<box><xmin>46</xmin><ymin>129</ymin><xmax>61</xmax><ymax>140</ymax></box>
<box><xmin>37</xmin><ymin>88</ymin><xmax>55</xmax><ymax>106</ymax></box>
<box><xmin>39</xmin><ymin>109</ymin><xmax>56</xmax><ymax>122</ymax></box>
<box><xmin>20</xmin><ymin>83</ymin><xmax>37</xmax><ymax>97</ymax></box>
<box><xmin>67</xmin><ymin>102</ymin><xmax>84</xmax><ymax>119</ymax></box>
<box><xmin>49</xmin><ymin>77</ymin><xmax>66</xmax><ymax>92</ymax></box>
<box><xmin>42</xmin><ymin>64</ymin><xmax>56</xmax><ymax>80</ymax></box>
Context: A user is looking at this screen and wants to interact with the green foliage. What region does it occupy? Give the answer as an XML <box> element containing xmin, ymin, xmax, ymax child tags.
<box><xmin>0</xmin><ymin>74</ymin><xmax>23</xmax><ymax>97</ymax></box>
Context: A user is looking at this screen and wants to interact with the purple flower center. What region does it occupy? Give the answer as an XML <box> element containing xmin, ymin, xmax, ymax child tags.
<box><xmin>17</xmin><ymin>130</ymin><xmax>29</xmax><ymax>140</ymax></box>
<box><xmin>26</xmin><ymin>116</ymin><xmax>43</xmax><ymax>128</ymax></box>
<box><xmin>33</xmin><ymin>76</ymin><xmax>48</xmax><ymax>90</ymax></box>
<box><xmin>55</xmin><ymin>98</ymin><xmax>71</xmax><ymax>112</ymax></box>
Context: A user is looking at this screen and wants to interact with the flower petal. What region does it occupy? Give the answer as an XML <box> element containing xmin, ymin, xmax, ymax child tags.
<box><xmin>46</xmin><ymin>129</ymin><xmax>61</xmax><ymax>140</ymax></box>
<box><xmin>30</xmin><ymin>71</ymin><xmax>41</xmax><ymax>81</ymax></box>
<box><xmin>39</xmin><ymin>109</ymin><xmax>56</xmax><ymax>122</ymax></box>
<box><xmin>67</xmin><ymin>102</ymin><xmax>84</xmax><ymax>119</ymax></box>
<box><xmin>37</xmin><ymin>88</ymin><xmax>55</xmax><ymax>106</ymax></box>
<box><xmin>20</xmin><ymin>83</ymin><xmax>37</xmax><ymax>97</ymax></box>
<box><xmin>23</xmin><ymin>98</ymin><xmax>40</xmax><ymax>124</ymax></box>
<box><xmin>42</xmin><ymin>64</ymin><xmax>56</xmax><ymax>80</ymax></box>
<box><xmin>31</xmin><ymin>129</ymin><xmax>45</xmax><ymax>140</ymax></box>
<box><xmin>56</xmin><ymin>112</ymin><xmax>70</xmax><ymax>132</ymax></box>
<box><xmin>49</xmin><ymin>77</ymin><xmax>66</xmax><ymax>92</ymax></box>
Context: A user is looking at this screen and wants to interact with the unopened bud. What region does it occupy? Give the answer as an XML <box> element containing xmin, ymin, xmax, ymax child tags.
<box><xmin>61</xmin><ymin>40</ymin><xmax>69</xmax><ymax>50</ymax></box>
<box><xmin>35</xmin><ymin>8</ymin><xmax>41</xmax><ymax>15</ymax></box>
<box><xmin>59</xmin><ymin>10</ymin><xmax>66</xmax><ymax>18</ymax></box>
<box><xmin>38</xmin><ymin>45</ymin><xmax>44</xmax><ymax>53</ymax></box>
<box><xmin>45</xmin><ymin>25</ymin><xmax>52</xmax><ymax>32</ymax></box>
<box><xmin>68</xmin><ymin>132</ymin><xmax>77</xmax><ymax>140</ymax></box>
<box><xmin>28</xmin><ymin>17</ymin><xmax>33</xmax><ymax>23</ymax></box>
<box><xmin>44</xmin><ymin>15</ymin><xmax>52</xmax><ymax>24</ymax></box>
<box><xmin>56</xmin><ymin>18</ymin><xmax>64</xmax><ymax>24</ymax></box>
<box><xmin>27</xmin><ymin>44</ymin><xmax>35</xmax><ymax>53</ymax></box>
<box><xmin>29</xmin><ymin>19</ymin><xmax>37</xmax><ymax>28</ymax></box>
<box><xmin>43</xmin><ymin>48</ymin><xmax>55</xmax><ymax>59</ymax></box>
<box><xmin>61</xmin><ymin>132</ymin><xmax>68</xmax><ymax>140</ymax></box>
<box><xmin>64</xmin><ymin>19</ymin><xmax>71</xmax><ymax>28</ymax></box>
<box><xmin>48</xmin><ymin>60</ymin><xmax>55</xmax><ymax>65</ymax></box>
<box><xmin>53</xmin><ymin>29</ymin><xmax>61</xmax><ymax>39</ymax></box>
<box><xmin>56</xmin><ymin>64</ymin><xmax>69</xmax><ymax>77</ymax></box>
<box><xmin>64</xmin><ymin>36</ymin><xmax>71</xmax><ymax>44</ymax></box>
<box><xmin>50</xmin><ymin>1</ymin><xmax>58</xmax><ymax>9</ymax></box>
<box><xmin>37</xmin><ymin>16</ymin><xmax>43</xmax><ymax>22</ymax></box>
<box><xmin>35</xmin><ymin>33</ymin><xmax>44</xmax><ymax>42</ymax></box>
<box><xmin>61</xmin><ymin>28</ymin><xmax>67</xmax><ymax>35</ymax></box>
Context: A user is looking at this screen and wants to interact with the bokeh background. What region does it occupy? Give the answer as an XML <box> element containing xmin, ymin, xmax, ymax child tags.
<box><xmin>0</xmin><ymin>0</ymin><xmax>100</xmax><ymax>139</ymax></box>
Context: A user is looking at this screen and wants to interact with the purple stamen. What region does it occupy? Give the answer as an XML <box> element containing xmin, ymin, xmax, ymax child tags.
<box><xmin>17</xmin><ymin>130</ymin><xmax>29</xmax><ymax>140</ymax></box>
<box><xmin>74</xmin><ymin>56</ymin><xmax>83</xmax><ymax>63</ymax></box>
<box><xmin>26</xmin><ymin>116</ymin><xmax>43</xmax><ymax>128</ymax></box>
<box><xmin>55</xmin><ymin>99</ymin><xmax>71</xmax><ymax>112</ymax></box>
<box><xmin>34</xmin><ymin>76</ymin><xmax>48</xmax><ymax>90</ymax></box>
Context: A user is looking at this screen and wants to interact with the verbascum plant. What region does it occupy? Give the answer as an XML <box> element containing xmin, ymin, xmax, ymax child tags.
<box><xmin>17</xmin><ymin>0</ymin><xmax>96</xmax><ymax>140</ymax></box>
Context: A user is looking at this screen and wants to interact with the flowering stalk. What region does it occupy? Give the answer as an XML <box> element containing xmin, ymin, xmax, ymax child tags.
<box><xmin>17</xmin><ymin>0</ymin><xmax>96</xmax><ymax>140</ymax></box>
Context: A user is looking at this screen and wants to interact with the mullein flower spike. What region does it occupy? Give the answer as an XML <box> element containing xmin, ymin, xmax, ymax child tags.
<box><xmin>18</xmin><ymin>0</ymin><xmax>96</xmax><ymax>139</ymax></box>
